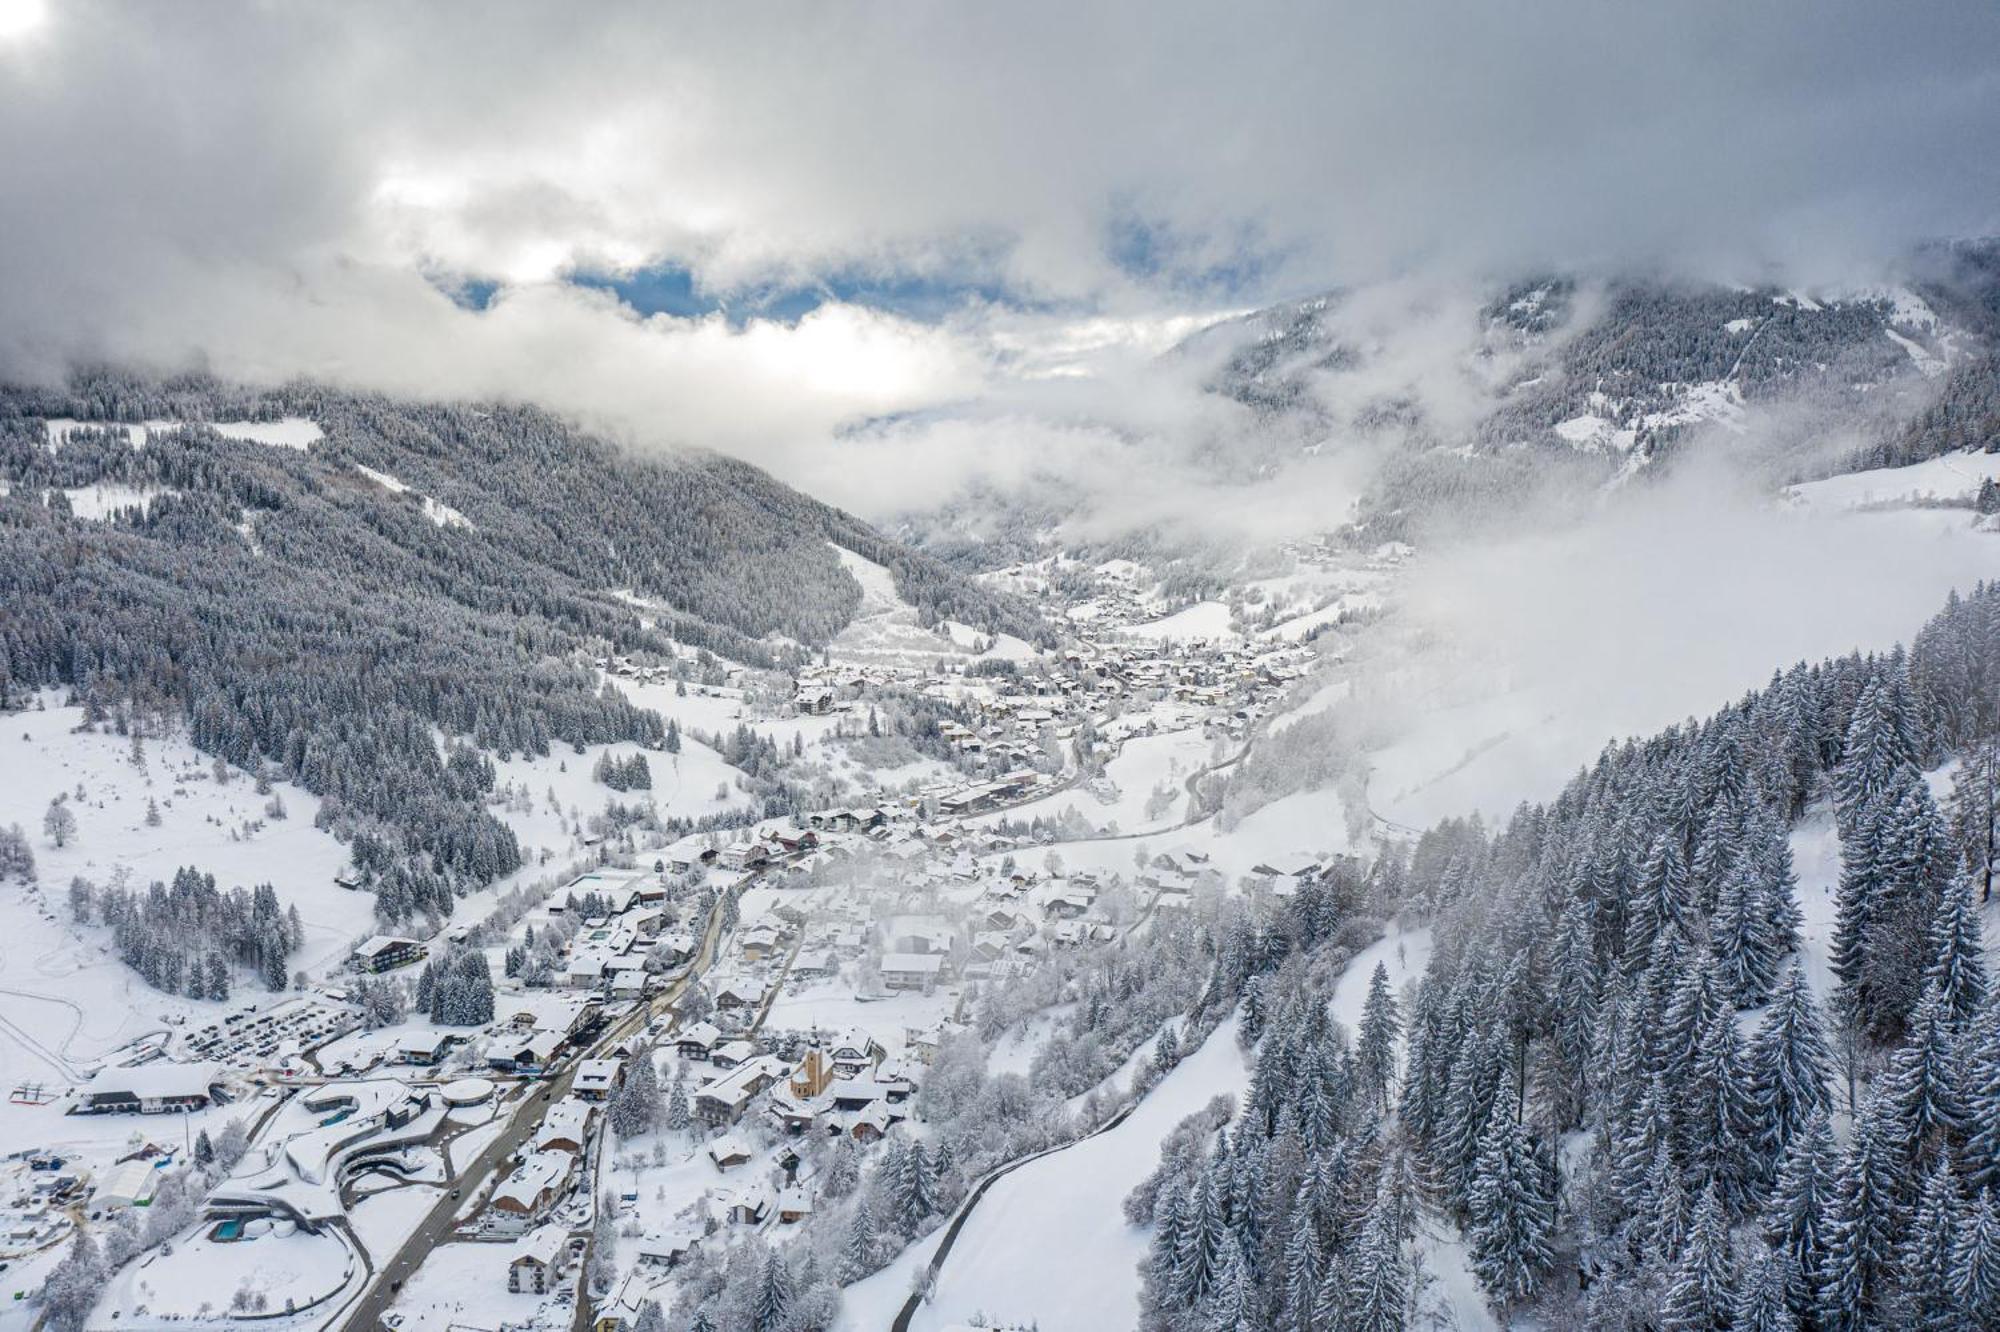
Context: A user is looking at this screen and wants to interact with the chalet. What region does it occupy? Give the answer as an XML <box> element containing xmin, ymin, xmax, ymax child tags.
<box><xmin>709</xmin><ymin>1040</ymin><xmax>756</xmax><ymax>1070</ymax></box>
<box><xmin>640</xmin><ymin>1224</ymin><xmax>712</xmax><ymax>1264</ymax></box>
<box><xmin>719</xmin><ymin>842</ymin><xmax>769</xmax><ymax>873</ymax></box>
<box><xmin>714</xmin><ymin>979</ymin><xmax>768</xmax><ymax>1012</ymax></box>
<box><xmin>791</xmin><ymin>948</ymin><xmax>838</xmax><ymax>979</ymax></box>
<box><xmin>723</xmin><ymin>1181</ymin><xmax>773</xmax><ymax>1226</ymax></box>
<box><xmin>771</xmin><ymin>829</ymin><xmax>818</xmax><ymax>855</ymax></box>
<box><xmin>74</xmin><ymin>1062</ymin><xmax>220</xmax><ymax>1115</ymax></box>
<box><xmin>675</xmin><ymin>1021</ymin><xmax>722</xmax><ymax>1061</ymax></box>
<box><xmin>906</xmin><ymin>1019</ymin><xmax>971</xmax><ymax>1066</ymax></box>
<box><xmin>692</xmin><ymin>1056</ymin><xmax>786</xmax><ymax>1127</ymax></box>
<box><xmin>536</xmin><ymin>1098</ymin><xmax>595</xmax><ymax>1155</ymax></box>
<box><xmin>836</xmin><ymin>1100</ymin><xmax>899</xmax><ymax>1143</ymax></box>
<box><xmin>1052</xmin><ymin>919</ymin><xmax>1116</xmax><ymax>948</ymax></box>
<box><xmin>777</xmin><ymin>1185</ymin><xmax>813</xmax><ymax>1224</ymax></box>
<box><xmin>487</xmin><ymin>1029</ymin><xmax>563</xmax><ymax>1073</ymax></box>
<box><xmin>706</xmin><ymin>1134</ymin><xmax>754</xmax><ymax>1171</ymax></box>
<box><xmin>352</xmin><ymin>935</ymin><xmax>426</xmax><ymax>973</ymax></box>
<box><xmin>636</xmin><ymin>1227</ymin><xmax>702</xmax><ymax>1271</ymax></box>
<box><xmin>490</xmin><ymin>1151</ymin><xmax>575</xmax><ymax>1231</ymax></box>
<box><xmin>394</xmin><ymin>1030</ymin><xmax>462</xmax><ymax>1066</ymax></box>
<box><xmin>508</xmin><ymin>1226</ymin><xmax>571</xmax><ymax>1294</ymax></box>
<box><xmin>653</xmin><ymin>931</ymin><xmax>698</xmax><ymax>966</ymax></box>
<box><xmin>796</xmin><ymin>685</ymin><xmax>835</xmax><ymax>715</ymax></box>
<box><xmin>573</xmin><ymin>1057</ymin><xmax>625</xmax><ymax>1101</ymax></box>
<box><xmin>739</xmin><ymin>926</ymin><xmax>784</xmax><ymax>963</ymax></box>
<box><xmin>824</xmin><ymin>1030</ymin><xmax>886</xmax><ymax>1078</ymax></box>
<box><xmin>880</xmin><ymin>953</ymin><xmax>945</xmax><ymax>992</ymax></box>
<box><xmin>1041</xmin><ymin>891</ymin><xmax>1093</xmax><ymax>921</ymax></box>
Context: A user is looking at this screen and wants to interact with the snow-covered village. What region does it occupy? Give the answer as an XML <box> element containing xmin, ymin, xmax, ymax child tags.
<box><xmin>9</xmin><ymin>7</ymin><xmax>2000</xmax><ymax>1332</ymax></box>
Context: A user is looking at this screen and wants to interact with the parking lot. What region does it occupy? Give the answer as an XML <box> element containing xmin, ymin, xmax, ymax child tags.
<box><xmin>182</xmin><ymin>997</ymin><xmax>360</xmax><ymax>1067</ymax></box>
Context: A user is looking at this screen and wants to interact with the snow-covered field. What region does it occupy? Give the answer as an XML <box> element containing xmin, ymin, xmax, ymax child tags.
<box><xmin>1786</xmin><ymin>448</ymin><xmax>2000</xmax><ymax>512</ymax></box>
<box><xmin>1115</xmin><ymin>599</ymin><xmax>1238</xmax><ymax>645</ymax></box>
<box><xmin>42</xmin><ymin>417</ymin><xmax>323</xmax><ymax>450</ymax></box>
<box><xmin>829</xmin><ymin>544</ymin><xmax>1036</xmax><ymax>667</ymax></box>
<box><xmin>0</xmin><ymin>699</ymin><xmax>371</xmax><ymax>1090</ymax></box>
<box><xmin>864</xmin><ymin>1013</ymin><xmax>1251</xmax><ymax>1332</ymax></box>
<box><xmin>99</xmin><ymin>1222</ymin><xmax>357</xmax><ymax>1323</ymax></box>
<box><xmin>352</xmin><ymin>463</ymin><xmax>473</xmax><ymax>529</ymax></box>
<box><xmin>56</xmin><ymin>483</ymin><xmax>178</xmax><ymax>519</ymax></box>
<box><xmin>385</xmin><ymin>1237</ymin><xmax>567</xmax><ymax>1332</ymax></box>
<box><xmin>972</xmin><ymin>726</ymin><xmax>1213</xmax><ymax>835</ymax></box>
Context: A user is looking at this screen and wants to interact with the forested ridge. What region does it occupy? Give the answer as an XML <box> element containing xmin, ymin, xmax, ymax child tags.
<box><xmin>0</xmin><ymin>374</ymin><xmax>1036</xmax><ymax>920</ymax></box>
<box><xmin>1132</xmin><ymin>582</ymin><xmax>2000</xmax><ymax>1331</ymax></box>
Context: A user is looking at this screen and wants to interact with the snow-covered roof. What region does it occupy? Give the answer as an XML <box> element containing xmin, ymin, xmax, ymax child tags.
<box><xmin>536</xmin><ymin>1098</ymin><xmax>593</xmax><ymax>1150</ymax></box>
<box><xmin>513</xmin><ymin>1225</ymin><xmax>567</xmax><ymax>1269</ymax></box>
<box><xmin>83</xmin><ymin>1060</ymin><xmax>220</xmax><ymax>1101</ymax></box>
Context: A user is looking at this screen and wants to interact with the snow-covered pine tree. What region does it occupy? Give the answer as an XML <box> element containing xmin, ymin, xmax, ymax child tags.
<box><xmin>1658</xmin><ymin>1185</ymin><xmax>1734</xmax><ymax>1332</ymax></box>
<box><xmin>1953</xmin><ymin>1187</ymin><xmax>2000</xmax><ymax>1327</ymax></box>
<box><xmin>1746</xmin><ymin>964</ymin><xmax>1836</xmax><ymax>1177</ymax></box>
<box><xmin>1731</xmin><ymin>1244</ymin><xmax>1800</xmax><ymax>1332</ymax></box>
<box><xmin>610</xmin><ymin>1047</ymin><xmax>661</xmax><ymax>1137</ymax></box>
<box><xmin>1356</xmin><ymin>961</ymin><xmax>1401</xmax><ymax>1114</ymax></box>
<box><xmin>1763</xmin><ymin>1110</ymin><xmax>1837</xmax><ymax>1293</ymax></box>
<box><xmin>1922</xmin><ymin>873</ymin><xmax>1988</xmax><ymax>1024</ymax></box>
<box><xmin>752</xmin><ymin>1248</ymin><xmax>792</xmax><ymax>1332</ymax></box>
<box><xmin>1465</xmin><ymin>1094</ymin><xmax>1555</xmax><ymax>1309</ymax></box>
<box><xmin>1685</xmin><ymin>1011</ymin><xmax>1755</xmax><ymax>1212</ymax></box>
<box><xmin>664</xmin><ymin>1066</ymin><xmax>690</xmax><ymax>1133</ymax></box>
<box><xmin>1819</xmin><ymin>1093</ymin><xmax>1909</xmax><ymax>1331</ymax></box>
<box><xmin>1895</xmin><ymin>1155</ymin><xmax>1968</xmax><ymax>1332</ymax></box>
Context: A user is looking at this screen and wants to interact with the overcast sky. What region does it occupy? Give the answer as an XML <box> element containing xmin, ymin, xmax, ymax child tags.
<box><xmin>3</xmin><ymin>1</ymin><xmax>1999</xmax><ymax>510</ymax></box>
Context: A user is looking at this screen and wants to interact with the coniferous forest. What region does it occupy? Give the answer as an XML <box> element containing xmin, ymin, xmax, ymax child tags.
<box><xmin>0</xmin><ymin>376</ymin><xmax>1036</xmax><ymax>922</ymax></box>
<box><xmin>1129</xmin><ymin>583</ymin><xmax>2000</xmax><ymax>1331</ymax></box>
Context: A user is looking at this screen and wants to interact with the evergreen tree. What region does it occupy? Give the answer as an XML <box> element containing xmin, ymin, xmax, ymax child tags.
<box><xmin>1896</xmin><ymin>1157</ymin><xmax>1968</xmax><ymax>1332</ymax></box>
<box><xmin>1733</xmin><ymin>1245</ymin><xmax>1801</xmax><ymax>1332</ymax></box>
<box><xmin>1745</xmin><ymin>965</ymin><xmax>1835</xmax><ymax>1178</ymax></box>
<box><xmin>664</xmin><ymin>1066</ymin><xmax>690</xmax><ymax>1133</ymax></box>
<box><xmin>1685</xmin><ymin>1011</ymin><xmax>1754</xmax><ymax>1211</ymax></box>
<box><xmin>1961</xmin><ymin>1002</ymin><xmax>2000</xmax><ymax>1192</ymax></box>
<box><xmin>1952</xmin><ymin>1188</ymin><xmax>2000</xmax><ymax>1328</ymax></box>
<box><xmin>843</xmin><ymin>1192</ymin><xmax>878</xmax><ymax>1282</ymax></box>
<box><xmin>1659</xmin><ymin>1185</ymin><xmax>1734</xmax><ymax>1332</ymax></box>
<box><xmin>752</xmin><ymin>1248</ymin><xmax>792</xmax><ymax>1332</ymax></box>
<box><xmin>1627</xmin><ymin>832</ymin><xmax>1691</xmax><ymax>959</ymax></box>
<box><xmin>1466</xmin><ymin>1102</ymin><xmax>1555</xmax><ymax>1308</ymax></box>
<box><xmin>1356</xmin><ymin>961</ymin><xmax>1402</xmax><ymax>1114</ymax></box>
<box><xmin>1820</xmin><ymin>1094</ymin><xmax>1907</xmax><ymax>1331</ymax></box>
<box><xmin>1923</xmin><ymin>874</ymin><xmax>1988</xmax><ymax>1024</ymax></box>
<box><xmin>610</xmin><ymin>1047</ymin><xmax>661</xmax><ymax>1137</ymax></box>
<box><xmin>1278</xmin><ymin>1191</ymin><xmax>1324</xmax><ymax>1332</ymax></box>
<box><xmin>1835</xmin><ymin>678</ymin><xmax>1909</xmax><ymax>824</ymax></box>
<box><xmin>1712</xmin><ymin>852</ymin><xmax>1784</xmax><ymax>1006</ymax></box>
<box><xmin>1341</xmin><ymin>1191</ymin><xmax>1412</xmax><ymax>1332</ymax></box>
<box><xmin>1763</xmin><ymin>1108</ymin><xmax>1837</xmax><ymax>1313</ymax></box>
<box><xmin>1174</xmin><ymin>1162</ymin><xmax>1228</xmax><ymax>1307</ymax></box>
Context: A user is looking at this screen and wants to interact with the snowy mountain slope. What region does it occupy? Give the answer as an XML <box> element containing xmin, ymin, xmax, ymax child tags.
<box><xmin>0</xmin><ymin>376</ymin><xmax>1037</xmax><ymax>925</ymax></box>
<box><xmin>0</xmin><ymin>697</ymin><xmax>370</xmax><ymax>1087</ymax></box>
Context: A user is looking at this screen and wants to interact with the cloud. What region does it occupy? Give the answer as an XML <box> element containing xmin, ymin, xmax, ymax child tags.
<box><xmin>1</xmin><ymin>2</ymin><xmax>1998</xmax><ymax>508</ymax></box>
<box><xmin>1376</xmin><ymin>449</ymin><xmax>2000</xmax><ymax>825</ymax></box>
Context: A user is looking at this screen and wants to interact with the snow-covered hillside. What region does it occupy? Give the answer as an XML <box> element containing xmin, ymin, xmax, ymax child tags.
<box><xmin>0</xmin><ymin>698</ymin><xmax>370</xmax><ymax>1089</ymax></box>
